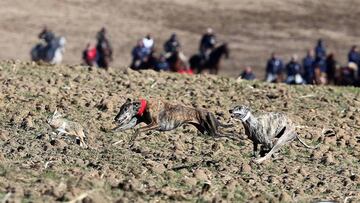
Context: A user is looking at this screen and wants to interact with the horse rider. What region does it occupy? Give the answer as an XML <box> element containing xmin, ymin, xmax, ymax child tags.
<box><xmin>199</xmin><ymin>28</ymin><xmax>216</xmax><ymax>61</ymax></box>
<box><xmin>39</xmin><ymin>27</ymin><xmax>55</xmax><ymax>45</ymax></box>
<box><xmin>38</xmin><ymin>27</ymin><xmax>57</xmax><ymax>61</ymax></box>
<box><xmin>302</xmin><ymin>49</ymin><xmax>316</xmax><ymax>84</ymax></box>
<box><xmin>142</xmin><ymin>34</ymin><xmax>154</xmax><ymax>56</ymax></box>
<box><xmin>96</xmin><ymin>27</ymin><xmax>113</xmax><ymax>69</ymax></box>
<box><xmin>265</xmin><ymin>52</ymin><xmax>284</xmax><ymax>83</ymax></box>
<box><xmin>285</xmin><ymin>55</ymin><xmax>304</xmax><ymax>84</ymax></box>
<box><xmin>164</xmin><ymin>33</ymin><xmax>181</xmax><ymax>54</ymax></box>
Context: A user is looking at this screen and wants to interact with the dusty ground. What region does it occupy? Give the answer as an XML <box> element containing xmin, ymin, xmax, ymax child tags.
<box><xmin>0</xmin><ymin>61</ymin><xmax>359</xmax><ymax>202</ymax></box>
<box><xmin>1</xmin><ymin>0</ymin><xmax>360</xmax><ymax>77</ymax></box>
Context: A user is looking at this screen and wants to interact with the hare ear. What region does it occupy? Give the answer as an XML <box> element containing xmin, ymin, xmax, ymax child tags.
<box><xmin>53</xmin><ymin>108</ymin><xmax>58</xmax><ymax>116</ymax></box>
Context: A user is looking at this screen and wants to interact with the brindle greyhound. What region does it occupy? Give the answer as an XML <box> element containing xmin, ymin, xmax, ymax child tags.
<box><xmin>229</xmin><ymin>105</ymin><xmax>319</xmax><ymax>164</ymax></box>
<box><xmin>113</xmin><ymin>98</ymin><xmax>235</xmax><ymax>143</ymax></box>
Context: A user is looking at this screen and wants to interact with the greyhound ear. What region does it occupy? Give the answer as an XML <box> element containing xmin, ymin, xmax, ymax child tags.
<box><xmin>126</xmin><ymin>98</ymin><xmax>131</xmax><ymax>103</ymax></box>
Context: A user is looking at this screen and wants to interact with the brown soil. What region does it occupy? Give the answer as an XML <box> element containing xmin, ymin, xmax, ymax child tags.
<box><xmin>0</xmin><ymin>61</ymin><xmax>359</xmax><ymax>202</ymax></box>
<box><xmin>1</xmin><ymin>0</ymin><xmax>360</xmax><ymax>77</ymax></box>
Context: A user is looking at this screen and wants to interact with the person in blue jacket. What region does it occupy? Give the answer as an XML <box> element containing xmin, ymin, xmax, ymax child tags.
<box><xmin>265</xmin><ymin>52</ymin><xmax>284</xmax><ymax>83</ymax></box>
<box><xmin>302</xmin><ymin>49</ymin><xmax>315</xmax><ymax>84</ymax></box>
<box><xmin>240</xmin><ymin>66</ymin><xmax>256</xmax><ymax>80</ymax></box>
<box><xmin>315</xmin><ymin>39</ymin><xmax>326</xmax><ymax>63</ymax></box>
<box><xmin>286</xmin><ymin>55</ymin><xmax>304</xmax><ymax>84</ymax></box>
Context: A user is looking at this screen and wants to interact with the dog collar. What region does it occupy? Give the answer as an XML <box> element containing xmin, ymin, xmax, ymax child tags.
<box><xmin>137</xmin><ymin>99</ymin><xmax>147</xmax><ymax>116</ymax></box>
<box><xmin>241</xmin><ymin>111</ymin><xmax>251</xmax><ymax>122</ymax></box>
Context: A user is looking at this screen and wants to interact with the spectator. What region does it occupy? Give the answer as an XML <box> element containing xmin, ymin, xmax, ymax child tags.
<box><xmin>199</xmin><ymin>28</ymin><xmax>216</xmax><ymax>60</ymax></box>
<box><xmin>339</xmin><ymin>62</ymin><xmax>357</xmax><ymax>86</ymax></box>
<box><xmin>96</xmin><ymin>27</ymin><xmax>113</xmax><ymax>69</ymax></box>
<box><xmin>348</xmin><ymin>46</ymin><xmax>360</xmax><ymax>81</ymax></box>
<box><xmin>239</xmin><ymin>66</ymin><xmax>256</xmax><ymax>80</ymax></box>
<box><xmin>155</xmin><ymin>54</ymin><xmax>170</xmax><ymax>71</ymax></box>
<box><xmin>286</xmin><ymin>55</ymin><xmax>304</xmax><ymax>84</ymax></box>
<box><xmin>302</xmin><ymin>49</ymin><xmax>315</xmax><ymax>84</ymax></box>
<box><xmin>315</xmin><ymin>39</ymin><xmax>326</xmax><ymax>63</ymax></box>
<box><xmin>164</xmin><ymin>33</ymin><xmax>180</xmax><ymax>54</ymax></box>
<box><xmin>348</xmin><ymin>45</ymin><xmax>360</xmax><ymax>64</ymax></box>
<box><xmin>265</xmin><ymin>52</ymin><xmax>284</xmax><ymax>83</ymax></box>
<box><xmin>82</xmin><ymin>43</ymin><xmax>97</xmax><ymax>66</ymax></box>
<box><xmin>130</xmin><ymin>40</ymin><xmax>148</xmax><ymax>70</ymax></box>
<box><xmin>326</xmin><ymin>53</ymin><xmax>337</xmax><ymax>85</ymax></box>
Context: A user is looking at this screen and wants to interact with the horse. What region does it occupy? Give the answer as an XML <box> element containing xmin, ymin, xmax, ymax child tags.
<box><xmin>31</xmin><ymin>37</ymin><xmax>66</xmax><ymax>65</ymax></box>
<box><xmin>189</xmin><ymin>43</ymin><xmax>229</xmax><ymax>74</ymax></box>
<box><xmin>166</xmin><ymin>51</ymin><xmax>189</xmax><ymax>72</ymax></box>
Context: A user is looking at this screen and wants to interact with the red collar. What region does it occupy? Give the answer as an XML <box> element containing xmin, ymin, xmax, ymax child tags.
<box><xmin>137</xmin><ymin>99</ymin><xmax>147</xmax><ymax>116</ymax></box>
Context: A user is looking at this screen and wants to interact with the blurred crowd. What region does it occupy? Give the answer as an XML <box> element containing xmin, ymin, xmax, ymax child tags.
<box><xmin>31</xmin><ymin>27</ymin><xmax>360</xmax><ymax>87</ymax></box>
<box><xmin>240</xmin><ymin>39</ymin><xmax>360</xmax><ymax>87</ymax></box>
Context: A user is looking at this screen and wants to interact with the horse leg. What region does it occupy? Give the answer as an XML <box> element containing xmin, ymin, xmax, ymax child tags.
<box><xmin>214</xmin><ymin>64</ymin><xmax>219</xmax><ymax>75</ymax></box>
<box><xmin>209</xmin><ymin>66</ymin><xmax>216</xmax><ymax>74</ymax></box>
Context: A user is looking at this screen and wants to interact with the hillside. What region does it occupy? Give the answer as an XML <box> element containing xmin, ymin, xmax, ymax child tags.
<box><xmin>0</xmin><ymin>61</ymin><xmax>359</xmax><ymax>202</ymax></box>
<box><xmin>1</xmin><ymin>0</ymin><xmax>360</xmax><ymax>77</ymax></box>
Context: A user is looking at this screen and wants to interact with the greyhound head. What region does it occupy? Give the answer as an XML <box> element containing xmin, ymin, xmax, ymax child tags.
<box><xmin>113</xmin><ymin>98</ymin><xmax>144</xmax><ymax>131</ymax></box>
<box><xmin>229</xmin><ymin>105</ymin><xmax>251</xmax><ymax>122</ymax></box>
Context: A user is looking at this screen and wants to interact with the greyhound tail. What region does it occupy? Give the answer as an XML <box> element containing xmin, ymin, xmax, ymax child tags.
<box><xmin>296</xmin><ymin>135</ymin><xmax>320</xmax><ymax>149</ymax></box>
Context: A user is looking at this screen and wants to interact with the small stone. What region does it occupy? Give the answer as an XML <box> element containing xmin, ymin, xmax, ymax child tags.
<box><xmin>279</xmin><ymin>191</ymin><xmax>292</xmax><ymax>202</ymax></box>
<box><xmin>241</xmin><ymin>163</ymin><xmax>252</xmax><ymax>173</ymax></box>
<box><xmin>322</xmin><ymin>152</ymin><xmax>336</xmax><ymax>165</ymax></box>
<box><xmin>182</xmin><ymin>176</ymin><xmax>197</xmax><ymax>186</ymax></box>
<box><xmin>193</xmin><ymin>169</ymin><xmax>208</xmax><ymax>181</ymax></box>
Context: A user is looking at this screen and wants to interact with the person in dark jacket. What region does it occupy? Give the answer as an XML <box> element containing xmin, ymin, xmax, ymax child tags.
<box><xmin>38</xmin><ymin>27</ymin><xmax>55</xmax><ymax>44</ymax></box>
<box><xmin>325</xmin><ymin>53</ymin><xmax>337</xmax><ymax>85</ymax></box>
<box><xmin>239</xmin><ymin>66</ymin><xmax>256</xmax><ymax>80</ymax></box>
<box><xmin>155</xmin><ymin>54</ymin><xmax>170</xmax><ymax>71</ymax></box>
<box><xmin>339</xmin><ymin>62</ymin><xmax>357</xmax><ymax>86</ymax></box>
<box><xmin>164</xmin><ymin>33</ymin><xmax>180</xmax><ymax>54</ymax></box>
<box><xmin>348</xmin><ymin>45</ymin><xmax>360</xmax><ymax>79</ymax></box>
<box><xmin>302</xmin><ymin>49</ymin><xmax>315</xmax><ymax>84</ymax></box>
<box><xmin>38</xmin><ymin>27</ymin><xmax>59</xmax><ymax>61</ymax></box>
<box><xmin>285</xmin><ymin>55</ymin><xmax>304</xmax><ymax>84</ymax></box>
<box><xmin>96</xmin><ymin>27</ymin><xmax>113</xmax><ymax>69</ymax></box>
<box><xmin>130</xmin><ymin>40</ymin><xmax>148</xmax><ymax>70</ymax></box>
<box><xmin>199</xmin><ymin>28</ymin><xmax>216</xmax><ymax>60</ymax></box>
<box><xmin>348</xmin><ymin>45</ymin><xmax>360</xmax><ymax>63</ymax></box>
<box><xmin>315</xmin><ymin>39</ymin><xmax>326</xmax><ymax>63</ymax></box>
<box><xmin>265</xmin><ymin>52</ymin><xmax>284</xmax><ymax>83</ymax></box>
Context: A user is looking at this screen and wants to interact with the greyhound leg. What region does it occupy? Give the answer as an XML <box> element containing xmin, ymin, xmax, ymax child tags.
<box><xmin>254</xmin><ymin>130</ymin><xmax>296</xmax><ymax>164</ymax></box>
<box><xmin>187</xmin><ymin>122</ymin><xmax>206</xmax><ymax>134</ymax></box>
<box><xmin>253</xmin><ymin>142</ymin><xmax>258</xmax><ymax>157</ymax></box>
<box><xmin>129</xmin><ymin>123</ymin><xmax>160</xmax><ymax>146</ymax></box>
